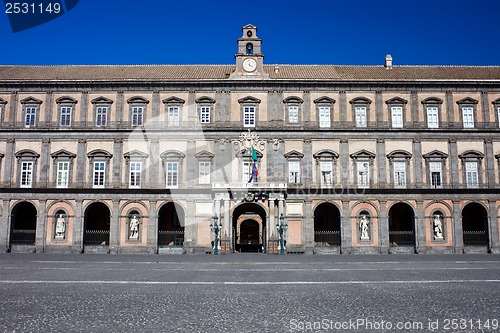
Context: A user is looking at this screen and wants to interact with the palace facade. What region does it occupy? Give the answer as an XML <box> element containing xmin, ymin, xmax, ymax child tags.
<box><xmin>1</xmin><ymin>24</ymin><xmax>500</xmax><ymax>254</ymax></box>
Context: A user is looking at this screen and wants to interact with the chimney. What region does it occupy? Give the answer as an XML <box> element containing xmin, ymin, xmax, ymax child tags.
<box><xmin>274</xmin><ymin>66</ymin><xmax>280</xmax><ymax>74</ymax></box>
<box><xmin>384</xmin><ymin>54</ymin><xmax>393</xmax><ymax>69</ymax></box>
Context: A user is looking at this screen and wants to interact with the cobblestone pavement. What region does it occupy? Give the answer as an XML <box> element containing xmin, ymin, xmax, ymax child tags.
<box><xmin>0</xmin><ymin>254</ymin><xmax>499</xmax><ymax>333</ymax></box>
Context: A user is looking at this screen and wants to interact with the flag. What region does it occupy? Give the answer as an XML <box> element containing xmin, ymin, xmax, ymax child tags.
<box><xmin>248</xmin><ymin>161</ymin><xmax>258</xmax><ymax>183</ymax></box>
<box><xmin>251</xmin><ymin>146</ymin><xmax>258</xmax><ymax>161</ymax></box>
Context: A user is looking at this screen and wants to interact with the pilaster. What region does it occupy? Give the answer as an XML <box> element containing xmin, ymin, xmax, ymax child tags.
<box><xmin>39</xmin><ymin>139</ymin><xmax>51</xmax><ymax>187</ymax></box>
<box><xmin>303</xmin><ymin>91</ymin><xmax>311</xmax><ymax>125</ymax></box>
<box><xmin>452</xmin><ymin>200</ymin><xmax>463</xmax><ymax>254</ymax></box>
<box><xmin>340</xmin><ymin>139</ymin><xmax>349</xmax><ymax>184</ymax></box>
<box><xmin>303</xmin><ymin>200</ymin><xmax>313</xmax><ymax>254</ymax></box>
<box><xmin>484</xmin><ymin>139</ymin><xmax>495</xmax><ymax>188</ymax></box>
<box><xmin>147</xmin><ymin>201</ymin><xmax>158</xmax><ymax>253</ymax></box>
<box><xmin>184</xmin><ymin>200</ymin><xmax>196</xmax><ymax>253</ymax></box>
<box><xmin>378</xmin><ymin>200</ymin><xmax>389</xmax><ymax>253</ymax></box>
<box><xmin>149</xmin><ymin>139</ymin><xmax>160</xmax><ymax>188</ymax></box>
<box><xmin>415</xmin><ymin>200</ymin><xmax>426</xmax><ymax>253</ymax></box>
<box><xmin>410</xmin><ymin>90</ymin><xmax>419</xmax><ymax>126</ymax></box>
<box><xmin>413</xmin><ymin>138</ymin><xmax>423</xmax><ymax>188</ymax></box>
<box><xmin>76</xmin><ymin>139</ymin><xmax>86</xmax><ymax>186</ymax></box>
<box><xmin>186</xmin><ymin>140</ymin><xmax>197</xmax><ymax>185</ymax></box>
<box><xmin>4</xmin><ymin>139</ymin><xmax>15</xmax><ymax>187</ymax></box>
<box><xmin>488</xmin><ymin>200</ymin><xmax>499</xmax><ymax>253</ymax></box>
<box><xmin>109</xmin><ymin>200</ymin><xmax>120</xmax><ymax>253</ymax></box>
<box><xmin>303</xmin><ymin>139</ymin><xmax>312</xmax><ymax>183</ymax></box>
<box><xmin>376</xmin><ymin>138</ymin><xmax>386</xmax><ymax>187</ymax></box>
<box><xmin>375</xmin><ymin>91</ymin><xmax>383</xmax><ymax>127</ymax></box>
<box><xmin>9</xmin><ymin>91</ymin><xmax>18</xmax><ymax>124</ymax></box>
<box><xmin>80</xmin><ymin>91</ymin><xmax>88</xmax><ymax>126</ymax></box>
<box><xmin>112</xmin><ymin>139</ymin><xmax>123</xmax><ymax>188</ymax></box>
<box><xmin>152</xmin><ymin>91</ymin><xmax>160</xmax><ymax>119</ymax></box>
<box><xmin>116</xmin><ymin>91</ymin><xmax>124</xmax><ymax>125</ymax></box>
<box><xmin>445</xmin><ymin>91</ymin><xmax>454</xmax><ymax>126</ymax></box>
<box><xmin>187</xmin><ymin>90</ymin><xmax>196</xmax><ymax>121</ymax></box>
<box><xmin>481</xmin><ymin>91</ymin><xmax>490</xmax><ymax>125</ymax></box>
<box><xmin>341</xmin><ymin>200</ymin><xmax>352</xmax><ymax>254</ymax></box>
<box><xmin>448</xmin><ymin>139</ymin><xmax>459</xmax><ymax>187</ymax></box>
<box><xmin>0</xmin><ymin>200</ymin><xmax>10</xmax><ymax>252</ymax></box>
<box><xmin>72</xmin><ymin>199</ymin><xmax>84</xmax><ymax>253</ymax></box>
<box><xmin>44</xmin><ymin>91</ymin><xmax>53</xmax><ymax>125</ymax></box>
<box><xmin>339</xmin><ymin>91</ymin><xmax>347</xmax><ymax>127</ymax></box>
<box><xmin>35</xmin><ymin>199</ymin><xmax>47</xmax><ymax>253</ymax></box>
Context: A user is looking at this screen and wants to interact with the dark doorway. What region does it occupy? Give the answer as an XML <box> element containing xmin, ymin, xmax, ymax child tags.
<box><xmin>83</xmin><ymin>202</ymin><xmax>110</xmax><ymax>245</ymax></box>
<box><xmin>158</xmin><ymin>202</ymin><xmax>184</xmax><ymax>247</ymax></box>
<box><xmin>388</xmin><ymin>203</ymin><xmax>415</xmax><ymax>246</ymax></box>
<box><xmin>314</xmin><ymin>202</ymin><xmax>341</xmax><ymax>246</ymax></box>
<box><xmin>10</xmin><ymin>202</ymin><xmax>37</xmax><ymax>245</ymax></box>
<box><xmin>232</xmin><ymin>203</ymin><xmax>266</xmax><ymax>253</ymax></box>
<box><xmin>462</xmin><ymin>203</ymin><xmax>489</xmax><ymax>246</ymax></box>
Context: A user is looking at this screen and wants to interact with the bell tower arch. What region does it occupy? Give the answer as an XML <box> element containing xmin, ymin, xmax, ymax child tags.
<box><xmin>230</xmin><ymin>24</ymin><xmax>269</xmax><ymax>79</ymax></box>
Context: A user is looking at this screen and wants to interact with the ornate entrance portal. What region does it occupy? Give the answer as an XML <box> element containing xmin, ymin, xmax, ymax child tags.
<box><xmin>232</xmin><ymin>203</ymin><xmax>266</xmax><ymax>253</ymax></box>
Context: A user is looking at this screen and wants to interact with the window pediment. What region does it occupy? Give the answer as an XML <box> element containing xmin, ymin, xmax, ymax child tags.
<box><xmin>56</xmin><ymin>96</ymin><xmax>78</xmax><ymax>104</ymax></box>
<box><xmin>456</xmin><ymin>97</ymin><xmax>478</xmax><ymax>105</ymax></box>
<box><xmin>15</xmin><ymin>149</ymin><xmax>40</xmax><ymax>159</ymax></box>
<box><xmin>421</xmin><ymin>97</ymin><xmax>443</xmax><ymax>105</ymax></box>
<box><xmin>492</xmin><ymin>98</ymin><xmax>500</xmax><ymax>105</ymax></box>
<box><xmin>20</xmin><ymin>96</ymin><xmax>42</xmax><ymax>105</ymax></box>
<box><xmin>0</xmin><ymin>98</ymin><xmax>7</xmax><ymax>106</ymax></box>
<box><xmin>163</xmin><ymin>97</ymin><xmax>185</xmax><ymax>104</ymax></box>
<box><xmin>313</xmin><ymin>149</ymin><xmax>339</xmax><ymax>160</ymax></box>
<box><xmin>195</xmin><ymin>96</ymin><xmax>215</xmax><ymax>104</ymax></box>
<box><xmin>349</xmin><ymin>97</ymin><xmax>372</xmax><ymax>105</ymax></box>
<box><xmin>91</xmin><ymin>96</ymin><xmax>113</xmax><ymax>104</ymax></box>
<box><xmin>387</xmin><ymin>150</ymin><xmax>412</xmax><ymax>160</ymax></box>
<box><xmin>238</xmin><ymin>96</ymin><xmax>261</xmax><ymax>104</ymax></box>
<box><xmin>87</xmin><ymin>149</ymin><xmax>113</xmax><ymax>159</ymax></box>
<box><xmin>283</xmin><ymin>96</ymin><xmax>304</xmax><ymax>104</ymax></box>
<box><xmin>423</xmin><ymin>150</ymin><xmax>448</xmax><ymax>160</ymax></box>
<box><xmin>236</xmin><ymin>149</ymin><xmax>263</xmax><ymax>159</ymax></box>
<box><xmin>284</xmin><ymin>150</ymin><xmax>304</xmax><ymax>159</ymax></box>
<box><xmin>50</xmin><ymin>149</ymin><xmax>76</xmax><ymax>159</ymax></box>
<box><xmin>385</xmin><ymin>97</ymin><xmax>408</xmax><ymax>105</ymax></box>
<box><xmin>160</xmin><ymin>150</ymin><xmax>185</xmax><ymax>160</ymax></box>
<box><xmin>195</xmin><ymin>150</ymin><xmax>215</xmax><ymax>160</ymax></box>
<box><xmin>124</xmin><ymin>150</ymin><xmax>149</xmax><ymax>160</ymax></box>
<box><xmin>127</xmin><ymin>96</ymin><xmax>150</xmax><ymax>104</ymax></box>
<box><xmin>314</xmin><ymin>96</ymin><xmax>336</xmax><ymax>104</ymax></box>
<box><xmin>459</xmin><ymin>150</ymin><xmax>484</xmax><ymax>160</ymax></box>
<box><xmin>350</xmin><ymin>149</ymin><xmax>375</xmax><ymax>160</ymax></box>
<box><xmin>0</xmin><ymin>153</ymin><xmax>4</xmax><ymax>159</ymax></box>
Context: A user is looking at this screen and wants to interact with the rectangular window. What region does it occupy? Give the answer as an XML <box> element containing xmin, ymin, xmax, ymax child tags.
<box><xmin>60</xmin><ymin>107</ymin><xmax>72</xmax><ymax>126</ymax></box>
<box><xmin>426</xmin><ymin>106</ymin><xmax>439</xmax><ymax>128</ymax></box>
<box><xmin>96</xmin><ymin>107</ymin><xmax>108</xmax><ymax>127</ymax></box>
<box><xmin>357</xmin><ymin>161</ymin><xmax>370</xmax><ymax>187</ymax></box>
<box><xmin>166</xmin><ymin>162</ymin><xmax>178</xmax><ymax>187</ymax></box>
<box><xmin>465</xmin><ymin>161</ymin><xmax>479</xmax><ymax>188</ymax></box>
<box><xmin>20</xmin><ymin>161</ymin><xmax>34</xmax><ymax>188</ymax></box>
<box><xmin>132</xmin><ymin>107</ymin><xmax>143</xmax><ymax>127</ymax></box>
<box><xmin>319</xmin><ymin>161</ymin><xmax>333</xmax><ymax>185</ymax></box>
<box><xmin>497</xmin><ymin>107</ymin><xmax>500</xmax><ymax>128</ymax></box>
<box><xmin>319</xmin><ymin>106</ymin><xmax>331</xmax><ymax>128</ymax></box>
<box><xmin>56</xmin><ymin>161</ymin><xmax>70</xmax><ymax>188</ymax></box>
<box><xmin>168</xmin><ymin>106</ymin><xmax>180</xmax><ymax>126</ymax></box>
<box><xmin>393</xmin><ymin>161</ymin><xmax>407</xmax><ymax>187</ymax></box>
<box><xmin>242</xmin><ymin>161</ymin><xmax>251</xmax><ymax>183</ymax></box>
<box><xmin>429</xmin><ymin>162</ymin><xmax>442</xmax><ymax>188</ymax></box>
<box><xmin>243</xmin><ymin>106</ymin><xmax>255</xmax><ymax>127</ymax></box>
<box><xmin>462</xmin><ymin>107</ymin><xmax>474</xmax><ymax>128</ymax></box>
<box><xmin>25</xmin><ymin>107</ymin><xmax>36</xmax><ymax>127</ymax></box>
<box><xmin>391</xmin><ymin>106</ymin><xmax>403</xmax><ymax>128</ymax></box>
<box><xmin>129</xmin><ymin>162</ymin><xmax>142</xmax><ymax>188</ymax></box>
<box><xmin>288</xmin><ymin>161</ymin><xmax>301</xmax><ymax>184</ymax></box>
<box><xmin>93</xmin><ymin>162</ymin><xmax>105</xmax><ymax>188</ymax></box>
<box><xmin>355</xmin><ymin>107</ymin><xmax>367</xmax><ymax>127</ymax></box>
<box><xmin>200</xmin><ymin>106</ymin><xmax>211</xmax><ymax>123</ymax></box>
<box><xmin>288</xmin><ymin>106</ymin><xmax>299</xmax><ymax>123</ymax></box>
<box><xmin>199</xmin><ymin>161</ymin><xmax>211</xmax><ymax>184</ymax></box>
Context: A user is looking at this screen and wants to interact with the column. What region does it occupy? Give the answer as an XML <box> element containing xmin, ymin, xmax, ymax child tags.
<box><xmin>72</xmin><ymin>199</ymin><xmax>84</xmax><ymax>253</ymax></box>
<box><xmin>415</xmin><ymin>200</ymin><xmax>426</xmax><ymax>254</ymax></box>
<box><xmin>0</xmin><ymin>200</ymin><xmax>10</xmax><ymax>252</ymax></box>
<box><xmin>378</xmin><ymin>200</ymin><xmax>389</xmax><ymax>253</ymax></box>
<box><xmin>109</xmin><ymin>200</ymin><xmax>120</xmax><ymax>254</ymax></box>
<box><xmin>149</xmin><ymin>139</ymin><xmax>160</xmax><ymax>188</ymax></box>
<box><xmin>339</xmin><ymin>91</ymin><xmax>347</xmax><ymax>127</ymax></box>
<box><xmin>340</xmin><ymin>139</ymin><xmax>349</xmax><ymax>184</ymax></box>
<box><xmin>448</xmin><ymin>139</ymin><xmax>459</xmax><ymax>188</ymax></box>
<box><xmin>76</xmin><ymin>139</ymin><xmax>87</xmax><ymax>186</ymax></box>
<box><xmin>488</xmin><ymin>200</ymin><xmax>499</xmax><ymax>253</ymax></box>
<box><xmin>484</xmin><ymin>139</ymin><xmax>495</xmax><ymax>188</ymax></box>
<box><xmin>341</xmin><ymin>200</ymin><xmax>352</xmax><ymax>254</ymax></box>
<box><xmin>303</xmin><ymin>200</ymin><xmax>313</xmax><ymax>254</ymax></box>
<box><xmin>413</xmin><ymin>138</ymin><xmax>423</xmax><ymax>188</ymax></box>
<box><xmin>39</xmin><ymin>139</ymin><xmax>51</xmax><ymax>187</ymax></box>
<box><xmin>112</xmin><ymin>139</ymin><xmax>123</xmax><ymax>188</ymax></box>
<box><xmin>452</xmin><ymin>200</ymin><xmax>463</xmax><ymax>254</ymax></box>
<box><xmin>44</xmin><ymin>91</ymin><xmax>53</xmax><ymax>125</ymax></box>
<box><xmin>376</xmin><ymin>138</ymin><xmax>387</xmax><ymax>188</ymax></box>
<box><xmin>147</xmin><ymin>200</ymin><xmax>158</xmax><ymax>253</ymax></box>
<box><xmin>116</xmin><ymin>91</ymin><xmax>124</xmax><ymax>126</ymax></box>
<box><xmin>80</xmin><ymin>91</ymin><xmax>88</xmax><ymax>127</ymax></box>
<box><xmin>303</xmin><ymin>139</ymin><xmax>312</xmax><ymax>184</ymax></box>
<box><xmin>4</xmin><ymin>139</ymin><xmax>15</xmax><ymax>187</ymax></box>
<box><xmin>35</xmin><ymin>199</ymin><xmax>47</xmax><ymax>253</ymax></box>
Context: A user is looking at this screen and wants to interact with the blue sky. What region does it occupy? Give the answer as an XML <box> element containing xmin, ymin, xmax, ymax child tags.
<box><xmin>1</xmin><ymin>0</ymin><xmax>499</xmax><ymax>66</ymax></box>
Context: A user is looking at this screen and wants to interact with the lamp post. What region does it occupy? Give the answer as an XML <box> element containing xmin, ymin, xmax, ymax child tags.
<box><xmin>210</xmin><ymin>213</ymin><xmax>222</xmax><ymax>255</ymax></box>
<box><xmin>276</xmin><ymin>213</ymin><xmax>288</xmax><ymax>254</ymax></box>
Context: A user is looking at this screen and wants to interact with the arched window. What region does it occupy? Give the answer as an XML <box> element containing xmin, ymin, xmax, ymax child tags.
<box><xmin>246</xmin><ymin>43</ymin><xmax>253</xmax><ymax>55</ymax></box>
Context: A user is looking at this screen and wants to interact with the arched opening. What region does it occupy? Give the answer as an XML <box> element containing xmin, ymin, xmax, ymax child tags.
<box><xmin>245</xmin><ymin>43</ymin><xmax>254</xmax><ymax>55</ymax></box>
<box><xmin>462</xmin><ymin>203</ymin><xmax>489</xmax><ymax>246</ymax></box>
<box><xmin>232</xmin><ymin>203</ymin><xmax>266</xmax><ymax>253</ymax></box>
<box><xmin>83</xmin><ymin>202</ymin><xmax>110</xmax><ymax>246</ymax></box>
<box><xmin>388</xmin><ymin>202</ymin><xmax>415</xmax><ymax>247</ymax></box>
<box><xmin>158</xmin><ymin>202</ymin><xmax>184</xmax><ymax>247</ymax></box>
<box><xmin>314</xmin><ymin>202</ymin><xmax>341</xmax><ymax>247</ymax></box>
<box><xmin>10</xmin><ymin>202</ymin><xmax>37</xmax><ymax>245</ymax></box>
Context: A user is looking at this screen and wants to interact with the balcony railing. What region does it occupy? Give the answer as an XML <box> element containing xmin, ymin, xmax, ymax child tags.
<box><xmin>10</xmin><ymin>229</ymin><xmax>36</xmax><ymax>244</ymax></box>
<box><xmin>83</xmin><ymin>229</ymin><xmax>110</xmax><ymax>245</ymax></box>
<box><xmin>463</xmin><ymin>230</ymin><xmax>488</xmax><ymax>245</ymax></box>
<box><xmin>158</xmin><ymin>230</ymin><xmax>184</xmax><ymax>247</ymax></box>
<box><xmin>314</xmin><ymin>230</ymin><xmax>340</xmax><ymax>246</ymax></box>
<box><xmin>389</xmin><ymin>230</ymin><xmax>415</xmax><ymax>246</ymax></box>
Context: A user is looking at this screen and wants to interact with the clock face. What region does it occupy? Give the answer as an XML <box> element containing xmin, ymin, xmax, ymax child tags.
<box><xmin>243</xmin><ymin>58</ymin><xmax>257</xmax><ymax>72</ymax></box>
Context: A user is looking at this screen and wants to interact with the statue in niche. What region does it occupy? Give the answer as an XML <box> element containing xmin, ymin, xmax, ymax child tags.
<box><xmin>433</xmin><ymin>214</ymin><xmax>443</xmax><ymax>240</ymax></box>
<box><xmin>129</xmin><ymin>215</ymin><xmax>140</xmax><ymax>239</ymax></box>
<box><xmin>359</xmin><ymin>215</ymin><xmax>370</xmax><ymax>240</ymax></box>
<box><xmin>55</xmin><ymin>214</ymin><xmax>66</xmax><ymax>239</ymax></box>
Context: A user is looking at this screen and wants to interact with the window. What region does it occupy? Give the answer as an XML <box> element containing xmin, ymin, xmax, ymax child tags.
<box><xmin>288</xmin><ymin>161</ymin><xmax>301</xmax><ymax>184</ymax></box>
<box><xmin>391</xmin><ymin>106</ymin><xmax>403</xmax><ymax>128</ymax></box>
<box><xmin>168</xmin><ymin>106</ymin><xmax>180</xmax><ymax>126</ymax></box>
<box><xmin>242</xmin><ymin>161</ymin><xmax>251</xmax><ymax>183</ymax></box>
<box><xmin>426</xmin><ymin>106</ymin><xmax>439</xmax><ymax>128</ymax></box>
<box><xmin>56</xmin><ymin>162</ymin><xmax>70</xmax><ymax>188</ymax></box>
<box><xmin>196</xmin><ymin>96</ymin><xmax>215</xmax><ymax>124</ymax></box>
<box><xmin>21</xmin><ymin>162</ymin><xmax>34</xmax><ymax>188</ymax></box>
<box><xmin>200</xmin><ymin>106</ymin><xmax>211</xmax><ymax>123</ymax></box>
<box><xmin>498</xmin><ymin>107</ymin><xmax>500</xmax><ymax>128</ymax></box>
<box><xmin>429</xmin><ymin>162</ymin><xmax>442</xmax><ymax>188</ymax></box>
<box><xmin>393</xmin><ymin>161</ymin><xmax>406</xmax><ymax>187</ymax></box>
<box><xmin>129</xmin><ymin>162</ymin><xmax>142</xmax><ymax>188</ymax></box>
<box><xmin>355</xmin><ymin>107</ymin><xmax>367</xmax><ymax>127</ymax></box>
<box><xmin>93</xmin><ymin>162</ymin><xmax>106</xmax><ymax>188</ymax></box>
<box><xmin>243</xmin><ymin>106</ymin><xmax>255</xmax><ymax>127</ymax></box>
<box><xmin>199</xmin><ymin>161</ymin><xmax>211</xmax><ymax>184</ymax></box>
<box><xmin>60</xmin><ymin>107</ymin><xmax>72</xmax><ymax>126</ymax></box>
<box><xmin>462</xmin><ymin>107</ymin><xmax>474</xmax><ymax>128</ymax></box>
<box><xmin>357</xmin><ymin>162</ymin><xmax>370</xmax><ymax>187</ymax></box>
<box><xmin>96</xmin><ymin>107</ymin><xmax>108</xmax><ymax>127</ymax></box>
<box><xmin>319</xmin><ymin>106</ymin><xmax>331</xmax><ymax>128</ymax></box>
<box><xmin>465</xmin><ymin>161</ymin><xmax>478</xmax><ymax>188</ymax></box>
<box><xmin>166</xmin><ymin>162</ymin><xmax>178</xmax><ymax>187</ymax></box>
<box><xmin>320</xmin><ymin>161</ymin><xmax>333</xmax><ymax>185</ymax></box>
<box><xmin>288</xmin><ymin>106</ymin><xmax>299</xmax><ymax>123</ymax></box>
<box><xmin>132</xmin><ymin>107</ymin><xmax>143</xmax><ymax>127</ymax></box>
<box><xmin>25</xmin><ymin>107</ymin><xmax>36</xmax><ymax>127</ymax></box>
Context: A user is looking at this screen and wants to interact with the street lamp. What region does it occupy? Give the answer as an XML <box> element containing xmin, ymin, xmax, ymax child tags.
<box><xmin>276</xmin><ymin>213</ymin><xmax>288</xmax><ymax>254</ymax></box>
<box><xmin>210</xmin><ymin>213</ymin><xmax>222</xmax><ymax>255</ymax></box>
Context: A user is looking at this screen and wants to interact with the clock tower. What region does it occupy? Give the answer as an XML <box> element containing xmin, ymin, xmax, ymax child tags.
<box><xmin>230</xmin><ymin>24</ymin><xmax>269</xmax><ymax>79</ymax></box>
